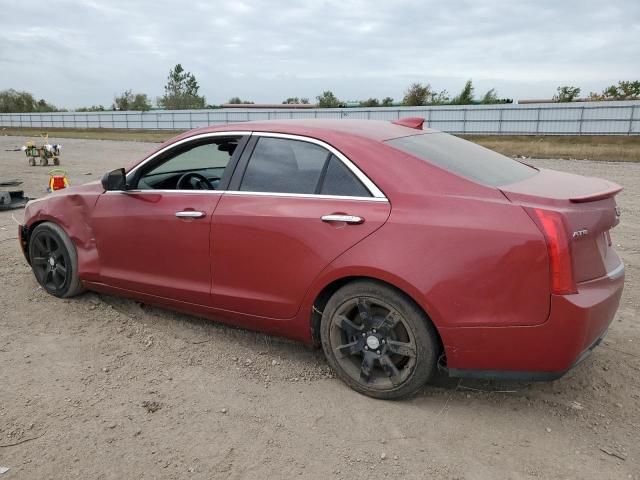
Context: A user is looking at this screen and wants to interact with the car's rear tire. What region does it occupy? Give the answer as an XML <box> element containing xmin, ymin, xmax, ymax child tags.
<box><xmin>320</xmin><ymin>280</ymin><xmax>438</xmax><ymax>400</ymax></box>
<box><xmin>28</xmin><ymin>222</ymin><xmax>85</xmax><ymax>298</ymax></box>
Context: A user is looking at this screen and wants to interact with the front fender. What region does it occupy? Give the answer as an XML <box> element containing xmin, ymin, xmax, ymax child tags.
<box><xmin>24</xmin><ymin>186</ymin><xmax>102</xmax><ymax>281</ymax></box>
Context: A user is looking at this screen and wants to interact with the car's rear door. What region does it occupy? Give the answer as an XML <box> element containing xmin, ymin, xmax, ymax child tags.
<box><xmin>211</xmin><ymin>133</ymin><xmax>391</xmax><ymax>319</ymax></box>
<box><xmin>91</xmin><ymin>133</ymin><xmax>248</xmax><ymax>305</ymax></box>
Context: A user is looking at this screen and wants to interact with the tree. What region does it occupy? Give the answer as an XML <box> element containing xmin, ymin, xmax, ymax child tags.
<box><xmin>554</xmin><ymin>85</ymin><xmax>581</xmax><ymax>102</ymax></box>
<box><xmin>158</xmin><ymin>64</ymin><xmax>206</xmax><ymax>110</ymax></box>
<box><xmin>603</xmin><ymin>85</ymin><xmax>620</xmax><ymax>99</ymax></box>
<box><xmin>451</xmin><ymin>80</ymin><xmax>475</xmax><ymax>105</ymax></box>
<box><xmin>112</xmin><ymin>90</ymin><xmax>151</xmax><ymax>111</ymax></box>
<box><xmin>480</xmin><ymin>88</ymin><xmax>498</xmax><ymax>104</ymax></box>
<box><xmin>402</xmin><ymin>83</ymin><xmax>432</xmax><ymax>106</ymax></box>
<box><xmin>36</xmin><ymin>99</ymin><xmax>56</xmax><ymax>111</ymax></box>
<box><xmin>478</xmin><ymin>89</ymin><xmax>512</xmax><ymax>104</ymax></box>
<box><xmin>227</xmin><ymin>97</ymin><xmax>254</xmax><ymax>104</ymax></box>
<box><xmin>316</xmin><ymin>90</ymin><xmax>342</xmax><ymax>108</ymax></box>
<box><xmin>381</xmin><ymin>97</ymin><xmax>394</xmax><ymax>107</ymax></box>
<box><xmin>76</xmin><ymin>105</ymin><xmax>106</xmax><ymax>112</ymax></box>
<box><xmin>131</xmin><ymin>93</ymin><xmax>151</xmax><ymax>111</ymax></box>
<box><xmin>282</xmin><ymin>97</ymin><xmax>310</xmax><ymax>104</ymax></box>
<box><xmin>0</xmin><ymin>89</ymin><xmax>57</xmax><ymax>113</ymax></box>
<box><xmin>589</xmin><ymin>80</ymin><xmax>640</xmax><ymax>101</ymax></box>
<box><xmin>616</xmin><ymin>80</ymin><xmax>640</xmax><ymax>99</ymax></box>
<box><xmin>402</xmin><ymin>83</ymin><xmax>449</xmax><ymax>106</ymax></box>
<box><xmin>431</xmin><ymin>90</ymin><xmax>450</xmax><ymax>105</ymax></box>
<box><xmin>359</xmin><ymin>98</ymin><xmax>380</xmax><ymax>107</ymax></box>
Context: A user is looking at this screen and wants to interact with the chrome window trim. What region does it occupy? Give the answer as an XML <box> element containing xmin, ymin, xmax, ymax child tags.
<box><xmin>223</xmin><ymin>191</ymin><xmax>388</xmax><ymax>202</ymax></box>
<box><xmin>250</xmin><ymin>131</ymin><xmax>386</xmax><ymax>199</ymax></box>
<box><xmin>103</xmin><ymin>189</ymin><xmax>387</xmax><ymax>202</ymax></box>
<box><xmin>104</xmin><ymin>189</ymin><xmax>225</xmax><ymax>195</ymax></box>
<box><xmin>122</xmin><ymin>129</ymin><xmax>388</xmax><ymax>201</ymax></box>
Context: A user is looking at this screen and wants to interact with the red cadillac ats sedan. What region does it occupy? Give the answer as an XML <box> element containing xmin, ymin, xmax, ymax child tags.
<box><xmin>19</xmin><ymin>118</ymin><xmax>625</xmax><ymax>399</ymax></box>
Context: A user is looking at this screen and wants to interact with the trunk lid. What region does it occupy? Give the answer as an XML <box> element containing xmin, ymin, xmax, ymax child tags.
<box><xmin>500</xmin><ymin>168</ymin><xmax>622</xmax><ymax>284</ymax></box>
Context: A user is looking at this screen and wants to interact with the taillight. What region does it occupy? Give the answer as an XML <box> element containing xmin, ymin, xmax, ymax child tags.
<box><xmin>528</xmin><ymin>208</ymin><xmax>577</xmax><ymax>295</ymax></box>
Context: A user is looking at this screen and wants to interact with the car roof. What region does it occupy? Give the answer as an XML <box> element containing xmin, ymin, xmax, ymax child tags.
<box><xmin>184</xmin><ymin>119</ymin><xmax>438</xmax><ymax>142</ymax></box>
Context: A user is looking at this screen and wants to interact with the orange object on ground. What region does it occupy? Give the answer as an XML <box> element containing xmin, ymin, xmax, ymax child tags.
<box><xmin>48</xmin><ymin>169</ymin><xmax>69</xmax><ymax>192</ymax></box>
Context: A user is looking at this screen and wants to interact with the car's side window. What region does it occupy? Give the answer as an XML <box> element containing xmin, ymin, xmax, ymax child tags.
<box><xmin>136</xmin><ymin>136</ymin><xmax>241</xmax><ymax>190</ymax></box>
<box><xmin>320</xmin><ymin>155</ymin><xmax>371</xmax><ymax>197</ymax></box>
<box><xmin>240</xmin><ymin>137</ymin><xmax>329</xmax><ymax>194</ymax></box>
<box><xmin>239</xmin><ymin>137</ymin><xmax>372</xmax><ymax>197</ymax></box>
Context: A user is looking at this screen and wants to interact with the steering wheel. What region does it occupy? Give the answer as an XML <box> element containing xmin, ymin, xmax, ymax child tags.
<box><xmin>176</xmin><ymin>172</ymin><xmax>215</xmax><ymax>190</ymax></box>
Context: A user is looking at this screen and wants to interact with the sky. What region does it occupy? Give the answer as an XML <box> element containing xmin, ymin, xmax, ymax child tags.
<box><xmin>1</xmin><ymin>0</ymin><xmax>639</xmax><ymax>108</ymax></box>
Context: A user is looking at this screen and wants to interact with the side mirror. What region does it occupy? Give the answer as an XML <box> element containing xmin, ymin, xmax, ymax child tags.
<box><xmin>101</xmin><ymin>168</ymin><xmax>127</xmax><ymax>191</ymax></box>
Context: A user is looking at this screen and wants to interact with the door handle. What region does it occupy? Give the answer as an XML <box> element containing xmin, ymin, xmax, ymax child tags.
<box><xmin>321</xmin><ymin>214</ymin><xmax>364</xmax><ymax>224</ymax></box>
<box><xmin>175</xmin><ymin>210</ymin><xmax>206</xmax><ymax>218</ymax></box>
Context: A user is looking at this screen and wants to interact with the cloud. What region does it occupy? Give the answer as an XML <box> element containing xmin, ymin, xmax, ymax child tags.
<box><xmin>0</xmin><ymin>0</ymin><xmax>638</xmax><ymax>107</ymax></box>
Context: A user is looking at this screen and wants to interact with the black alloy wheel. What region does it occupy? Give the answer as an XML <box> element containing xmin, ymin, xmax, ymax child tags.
<box><xmin>29</xmin><ymin>222</ymin><xmax>84</xmax><ymax>298</ymax></box>
<box><xmin>321</xmin><ymin>281</ymin><xmax>438</xmax><ymax>400</ymax></box>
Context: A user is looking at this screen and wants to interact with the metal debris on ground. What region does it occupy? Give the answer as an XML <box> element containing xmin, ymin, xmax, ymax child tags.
<box><xmin>0</xmin><ymin>179</ymin><xmax>22</xmax><ymax>187</ymax></box>
<box><xmin>600</xmin><ymin>446</ymin><xmax>626</xmax><ymax>461</ymax></box>
<box><xmin>0</xmin><ymin>178</ymin><xmax>28</xmax><ymax>210</ymax></box>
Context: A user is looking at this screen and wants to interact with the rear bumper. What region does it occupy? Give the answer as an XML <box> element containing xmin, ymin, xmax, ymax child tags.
<box><xmin>447</xmin><ymin>328</ymin><xmax>608</xmax><ymax>381</ymax></box>
<box><xmin>439</xmin><ymin>263</ymin><xmax>624</xmax><ymax>379</ymax></box>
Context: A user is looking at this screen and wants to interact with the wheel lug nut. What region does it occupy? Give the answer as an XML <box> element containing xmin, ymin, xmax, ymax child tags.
<box><xmin>381</xmin><ymin>339</ymin><xmax>386</xmax><ymax>344</ymax></box>
<box><xmin>372</xmin><ymin>329</ymin><xmax>377</xmax><ymax>333</ymax></box>
<box><xmin>362</xmin><ymin>333</ymin><xmax>366</xmax><ymax>337</ymax></box>
<box><xmin>364</xmin><ymin>346</ymin><xmax>369</xmax><ymax>350</ymax></box>
<box><xmin>376</xmin><ymin>350</ymin><xmax>380</xmax><ymax>355</ymax></box>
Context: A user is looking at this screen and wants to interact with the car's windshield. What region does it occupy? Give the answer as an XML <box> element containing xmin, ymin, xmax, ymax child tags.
<box><xmin>386</xmin><ymin>132</ymin><xmax>538</xmax><ymax>187</ymax></box>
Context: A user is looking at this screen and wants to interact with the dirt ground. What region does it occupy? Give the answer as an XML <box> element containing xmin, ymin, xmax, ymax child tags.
<box><xmin>0</xmin><ymin>136</ymin><xmax>638</xmax><ymax>480</ymax></box>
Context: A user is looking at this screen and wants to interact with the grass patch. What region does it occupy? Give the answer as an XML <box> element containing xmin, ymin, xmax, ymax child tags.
<box><xmin>2</xmin><ymin>127</ymin><xmax>639</xmax><ymax>162</ymax></box>
<box><xmin>462</xmin><ymin>135</ymin><xmax>640</xmax><ymax>162</ymax></box>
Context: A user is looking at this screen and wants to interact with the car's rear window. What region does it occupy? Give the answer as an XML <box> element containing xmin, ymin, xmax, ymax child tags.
<box><xmin>386</xmin><ymin>132</ymin><xmax>538</xmax><ymax>187</ymax></box>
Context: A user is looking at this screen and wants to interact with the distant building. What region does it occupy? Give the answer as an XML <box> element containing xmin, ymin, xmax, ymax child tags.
<box><xmin>517</xmin><ymin>98</ymin><xmax>597</xmax><ymax>104</ymax></box>
<box><xmin>221</xmin><ymin>103</ymin><xmax>314</xmax><ymax>109</ymax></box>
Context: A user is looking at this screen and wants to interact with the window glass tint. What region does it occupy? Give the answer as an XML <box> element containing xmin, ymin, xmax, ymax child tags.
<box><xmin>386</xmin><ymin>132</ymin><xmax>538</xmax><ymax>187</ymax></box>
<box><xmin>137</xmin><ymin>137</ymin><xmax>239</xmax><ymax>190</ymax></box>
<box><xmin>320</xmin><ymin>155</ymin><xmax>371</xmax><ymax>197</ymax></box>
<box><xmin>152</xmin><ymin>142</ymin><xmax>232</xmax><ymax>175</ymax></box>
<box><xmin>240</xmin><ymin>137</ymin><xmax>330</xmax><ymax>194</ymax></box>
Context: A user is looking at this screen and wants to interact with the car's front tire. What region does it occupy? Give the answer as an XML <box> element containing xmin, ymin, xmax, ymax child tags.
<box><xmin>28</xmin><ymin>222</ymin><xmax>85</xmax><ymax>298</ymax></box>
<box><xmin>320</xmin><ymin>280</ymin><xmax>438</xmax><ymax>400</ymax></box>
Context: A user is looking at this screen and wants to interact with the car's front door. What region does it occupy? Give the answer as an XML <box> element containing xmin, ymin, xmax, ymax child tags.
<box><xmin>211</xmin><ymin>133</ymin><xmax>391</xmax><ymax>319</ymax></box>
<box><xmin>91</xmin><ymin>133</ymin><xmax>248</xmax><ymax>305</ymax></box>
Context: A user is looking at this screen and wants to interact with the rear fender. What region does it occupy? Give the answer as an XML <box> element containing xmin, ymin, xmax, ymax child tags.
<box><xmin>303</xmin><ymin>191</ymin><xmax>551</xmax><ymax>334</ymax></box>
<box><xmin>302</xmin><ymin>265</ymin><xmax>440</xmax><ymax>346</ymax></box>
